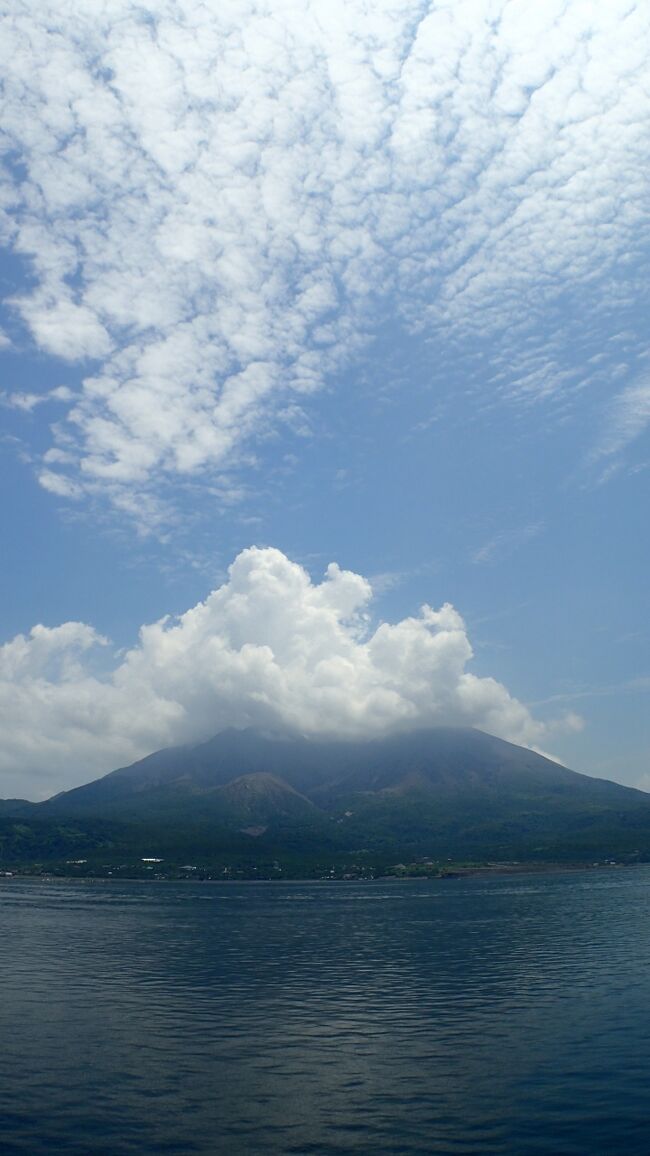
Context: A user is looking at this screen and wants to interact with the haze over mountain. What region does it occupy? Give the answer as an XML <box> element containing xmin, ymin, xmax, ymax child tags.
<box><xmin>3</xmin><ymin>727</ymin><xmax>650</xmax><ymax>873</ymax></box>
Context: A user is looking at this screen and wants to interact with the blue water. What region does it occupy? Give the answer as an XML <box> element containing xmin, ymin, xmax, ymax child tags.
<box><xmin>1</xmin><ymin>870</ymin><xmax>650</xmax><ymax>1155</ymax></box>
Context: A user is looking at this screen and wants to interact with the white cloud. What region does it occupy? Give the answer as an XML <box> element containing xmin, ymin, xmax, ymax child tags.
<box><xmin>2</xmin><ymin>1</ymin><xmax>650</xmax><ymax>518</ymax></box>
<box><xmin>13</xmin><ymin>295</ymin><xmax>112</xmax><ymax>361</ymax></box>
<box><xmin>0</xmin><ymin>546</ymin><xmax>556</xmax><ymax>799</ymax></box>
<box><xmin>1</xmin><ymin>385</ymin><xmax>74</xmax><ymax>413</ymax></box>
<box><xmin>471</xmin><ymin>522</ymin><xmax>544</xmax><ymax>565</ymax></box>
<box><xmin>594</xmin><ymin>380</ymin><xmax>650</xmax><ymax>464</ymax></box>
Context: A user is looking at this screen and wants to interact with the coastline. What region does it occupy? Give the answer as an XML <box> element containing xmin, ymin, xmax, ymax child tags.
<box><xmin>0</xmin><ymin>860</ymin><xmax>639</xmax><ymax>885</ymax></box>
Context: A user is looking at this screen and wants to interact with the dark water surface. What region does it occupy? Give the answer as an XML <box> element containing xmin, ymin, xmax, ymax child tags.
<box><xmin>2</xmin><ymin>870</ymin><xmax>650</xmax><ymax>1155</ymax></box>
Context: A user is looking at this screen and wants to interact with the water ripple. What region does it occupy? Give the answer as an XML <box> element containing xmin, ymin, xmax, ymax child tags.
<box><xmin>2</xmin><ymin>870</ymin><xmax>650</xmax><ymax>1154</ymax></box>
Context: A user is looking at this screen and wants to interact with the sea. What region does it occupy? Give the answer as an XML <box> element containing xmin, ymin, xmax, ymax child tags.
<box><xmin>1</xmin><ymin>868</ymin><xmax>650</xmax><ymax>1155</ymax></box>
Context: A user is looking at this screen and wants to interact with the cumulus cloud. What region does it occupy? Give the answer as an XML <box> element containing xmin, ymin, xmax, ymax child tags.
<box><xmin>0</xmin><ymin>546</ymin><xmax>559</xmax><ymax>799</ymax></box>
<box><xmin>2</xmin><ymin>1</ymin><xmax>650</xmax><ymax>517</ymax></box>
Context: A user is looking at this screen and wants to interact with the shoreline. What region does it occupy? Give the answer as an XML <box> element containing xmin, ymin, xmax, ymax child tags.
<box><xmin>1</xmin><ymin>860</ymin><xmax>643</xmax><ymax>885</ymax></box>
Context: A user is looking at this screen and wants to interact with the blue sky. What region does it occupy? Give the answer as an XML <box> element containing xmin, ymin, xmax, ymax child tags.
<box><xmin>1</xmin><ymin>0</ymin><xmax>648</xmax><ymax>799</ymax></box>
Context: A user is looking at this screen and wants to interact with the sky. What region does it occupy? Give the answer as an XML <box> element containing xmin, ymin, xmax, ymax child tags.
<box><xmin>1</xmin><ymin>0</ymin><xmax>649</xmax><ymax>800</ymax></box>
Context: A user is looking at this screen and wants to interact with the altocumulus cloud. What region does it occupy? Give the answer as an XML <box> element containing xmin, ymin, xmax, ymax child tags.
<box><xmin>2</xmin><ymin>1</ymin><xmax>650</xmax><ymax>519</ymax></box>
<box><xmin>0</xmin><ymin>547</ymin><xmax>569</xmax><ymax>798</ymax></box>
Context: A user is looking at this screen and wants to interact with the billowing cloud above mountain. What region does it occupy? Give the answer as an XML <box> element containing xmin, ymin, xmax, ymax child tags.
<box><xmin>2</xmin><ymin>1</ymin><xmax>650</xmax><ymax>516</ymax></box>
<box><xmin>0</xmin><ymin>546</ymin><xmax>564</xmax><ymax>798</ymax></box>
